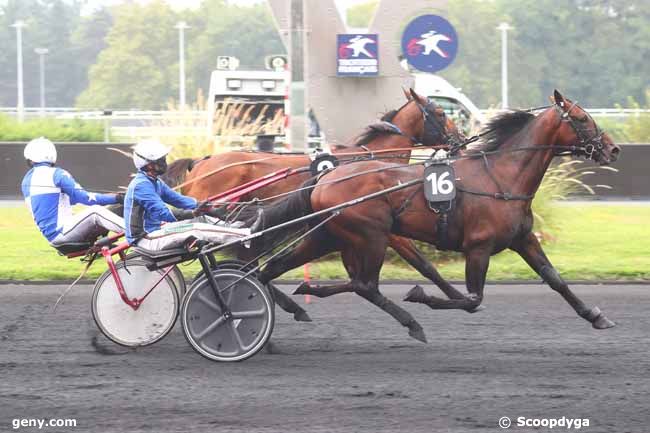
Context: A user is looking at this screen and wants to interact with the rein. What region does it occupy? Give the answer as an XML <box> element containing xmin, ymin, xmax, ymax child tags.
<box><xmin>172</xmin><ymin>144</ymin><xmax>449</xmax><ymax>191</ymax></box>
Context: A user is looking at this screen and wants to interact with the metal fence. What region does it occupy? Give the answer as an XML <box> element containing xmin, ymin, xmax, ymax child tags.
<box><xmin>3</xmin><ymin>107</ymin><xmax>649</xmax><ymax>142</ymax></box>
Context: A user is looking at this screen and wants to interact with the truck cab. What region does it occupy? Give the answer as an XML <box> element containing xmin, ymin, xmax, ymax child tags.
<box><xmin>413</xmin><ymin>74</ymin><xmax>484</xmax><ymax>136</ymax></box>
<box><xmin>206</xmin><ymin>66</ymin><xmax>324</xmax><ymax>150</ymax></box>
<box><xmin>206</xmin><ymin>69</ymin><xmax>287</xmax><ymax>146</ymax></box>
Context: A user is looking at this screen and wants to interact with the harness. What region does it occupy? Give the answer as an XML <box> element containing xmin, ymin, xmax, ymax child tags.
<box><xmin>453</xmin><ymin>102</ymin><xmax>608</xmax><ymax>202</ymax></box>
<box><xmin>381</xmin><ymin>98</ymin><xmax>458</xmax><ymax>148</ymax></box>
<box><xmin>417</xmin><ymin>102</ymin><xmax>607</xmax><ymax>249</ymax></box>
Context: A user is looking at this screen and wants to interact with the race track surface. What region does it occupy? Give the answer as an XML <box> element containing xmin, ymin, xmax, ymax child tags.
<box><xmin>1</xmin><ymin>283</ymin><xmax>648</xmax><ymax>433</ymax></box>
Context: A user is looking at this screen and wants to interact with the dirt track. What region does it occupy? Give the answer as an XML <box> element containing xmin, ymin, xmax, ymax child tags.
<box><xmin>1</xmin><ymin>283</ymin><xmax>648</xmax><ymax>433</ymax></box>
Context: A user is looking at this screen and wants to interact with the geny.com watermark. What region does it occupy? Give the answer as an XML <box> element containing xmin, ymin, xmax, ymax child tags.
<box><xmin>12</xmin><ymin>418</ymin><xmax>77</xmax><ymax>430</ymax></box>
<box><xmin>499</xmin><ymin>416</ymin><xmax>590</xmax><ymax>429</ymax></box>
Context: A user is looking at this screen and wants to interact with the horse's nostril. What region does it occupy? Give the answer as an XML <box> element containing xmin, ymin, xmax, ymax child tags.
<box><xmin>612</xmin><ymin>146</ymin><xmax>621</xmax><ymax>155</ymax></box>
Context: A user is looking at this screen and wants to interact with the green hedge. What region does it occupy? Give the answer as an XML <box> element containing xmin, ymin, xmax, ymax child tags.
<box><xmin>0</xmin><ymin>114</ymin><xmax>107</xmax><ymax>142</ymax></box>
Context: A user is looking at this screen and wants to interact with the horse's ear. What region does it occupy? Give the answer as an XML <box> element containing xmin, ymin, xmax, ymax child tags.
<box><xmin>553</xmin><ymin>89</ymin><xmax>565</xmax><ymax>107</ymax></box>
<box><xmin>409</xmin><ymin>88</ymin><xmax>425</xmax><ymax>104</ymax></box>
<box><xmin>402</xmin><ymin>87</ymin><xmax>412</xmax><ymax>101</ymax></box>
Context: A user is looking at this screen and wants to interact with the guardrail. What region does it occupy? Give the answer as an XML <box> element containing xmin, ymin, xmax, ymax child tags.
<box><xmin>4</xmin><ymin>107</ymin><xmax>650</xmax><ymax>119</ymax></box>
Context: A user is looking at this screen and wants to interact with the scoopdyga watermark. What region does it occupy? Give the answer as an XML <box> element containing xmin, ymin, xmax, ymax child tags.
<box><xmin>499</xmin><ymin>416</ymin><xmax>590</xmax><ymax>429</ymax></box>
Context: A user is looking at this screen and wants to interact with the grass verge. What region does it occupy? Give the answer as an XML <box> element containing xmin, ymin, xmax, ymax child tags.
<box><xmin>0</xmin><ymin>204</ymin><xmax>648</xmax><ymax>282</ymax></box>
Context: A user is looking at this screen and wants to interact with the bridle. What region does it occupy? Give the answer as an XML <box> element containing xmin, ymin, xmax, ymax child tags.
<box><xmin>449</xmin><ymin>102</ymin><xmax>610</xmax><ymax>202</ymax></box>
<box><xmin>379</xmin><ymin>99</ymin><xmax>460</xmax><ymax>149</ymax></box>
<box><xmin>554</xmin><ymin>101</ymin><xmax>606</xmax><ymax>161</ymax></box>
<box><xmin>416</xmin><ymin>99</ymin><xmax>462</xmax><ymax>148</ymax></box>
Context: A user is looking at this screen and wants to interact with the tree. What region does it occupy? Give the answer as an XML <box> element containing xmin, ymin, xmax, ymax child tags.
<box><xmin>185</xmin><ymin>0</ymin><xmax>285</xmax><ymax>100</ymax></box>
<box><xmin>68</xmin><ymin>7</ymin><xmax>113</xmax><ymax>106</ymax></box>
<box><xmin>76</xmin><ymin>1</ymin><xmax>180</xmax><ymax>109</ymax></box>
<box><xmin>76</xmin><ymin>0</ymin><xmax>284</xmax><ymax>109</ymax></box>
<box><xmin>0</xmin><ymin>0</ymin><xmax>83</xmax><ymax>107</ymax></box>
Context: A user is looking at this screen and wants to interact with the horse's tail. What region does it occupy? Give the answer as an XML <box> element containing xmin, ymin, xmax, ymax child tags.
<box><xmin>234</xmin><ymin>177</ymin><xmax>317</xmax><ymax>250</ymax></box>
<box><xmin>254</xmin><ymin>177</ymin><xmax>316</xmax><ymax>227</ymax></box>
<box><xmin>160</xmin><ymin>158</ymin><xmax>196</xmax><ymax>187</ymax></box>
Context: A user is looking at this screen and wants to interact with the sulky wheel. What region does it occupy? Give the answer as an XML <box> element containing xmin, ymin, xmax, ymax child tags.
<box><xmin>123</xmin><ymin>252</ymin><xmax>186</xmax><ymax>298</ymax></box>
<box><xmin>181</xmin><ymin>269</ymin><xmax>274</xmax><ymax>362</ymax></box>
<box><xmin>92</xmin><ymin>260</ymin><xmax>179</xmax><ymax>347</ymax></box>
<box><xmin>192</xmin><ymin>258</ymin><xmax>258</xmax><ymax>283</ymax></box>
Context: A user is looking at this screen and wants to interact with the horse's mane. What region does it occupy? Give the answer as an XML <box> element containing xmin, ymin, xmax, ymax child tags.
<box><xmin>469</xmin><ymin>110</ymin><xmax>535</xmax><ymax>153</ymax></box>
<box><xmin>346</xmin><ymin>109</ymin><xmax>402</xmax><ymax>149</ymax></box>
<box><xmin>160</xmin><ymin>157</ymin><xmax>198</xmax><ymax>187</ymax></box>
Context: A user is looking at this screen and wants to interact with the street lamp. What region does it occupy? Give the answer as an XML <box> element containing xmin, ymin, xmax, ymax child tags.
<box><xmin>174</xmin><ymin>21</ymin><xmax>189</xmax><ymax>109</ymax></box>
<box><xmin>34</xmin><ymin>48</ymin><xmax>49</xmax><ymax>116</ymax></box>
<box><xmin>497</xmin><ymin>22</ymin><xmax>512</xmax><ymax>109</ymax></box>
<box><xmin>10</xmin><ymin>20</ymin><xmax>26</xmax><ymax>122</ymax></box>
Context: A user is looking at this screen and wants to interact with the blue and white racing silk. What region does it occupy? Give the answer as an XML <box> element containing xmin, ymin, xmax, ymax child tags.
<box><xmin>21</xmin><ymin>163</ymin><xmax>118</xmax><ymax>242</ymax></box>
<box><xmin>124</xmin><ymin>171</ymin><xmax>197</xmax><ymax>244</ymax></box>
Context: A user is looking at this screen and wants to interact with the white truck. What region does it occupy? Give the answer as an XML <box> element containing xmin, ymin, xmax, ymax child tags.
<box><xmin>206</xmin><ymin>64</ymin><xmax>324</xmax><ymax>150</ymax></box>
<box><xmin>206</xmin><ymin>69</ymin><xmax>287</xmax><ymax>147</ymax></box>
<box><xmin>206</xmin><ymin>60</ymin><xmax>482</xmax><ymax>150</ymax></box>
<box><xmin>413</xmin><ymin>73</ymin><xmax>484</xmax><ymax>136</ymax></box>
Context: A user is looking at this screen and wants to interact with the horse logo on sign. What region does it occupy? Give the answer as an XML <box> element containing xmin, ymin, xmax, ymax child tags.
<box><xmin>337</xmin><ymin>34</ymin><xmax>379</xmax><ymax>76</ymax></box>
<box><xmin>401</xmin><ymin>15</ymin><xmax>458</xmax><ymax>73</ymax></box>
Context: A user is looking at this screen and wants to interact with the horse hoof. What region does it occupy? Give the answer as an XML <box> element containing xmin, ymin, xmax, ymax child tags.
<box><xmin>293</xmin><ymin>309</ymin><xmax>312</xmax><ymax>322</ymax></box>
<box><xmin>466</xmin><ymin>305</ymin><xmax>486</xmax><ymax>314</ymax></box>
<box><xmin>293</xmin><ymin>281</ymin><xmax>310</xmax><ymax>295</ymax></box>
<box><xmin>403</xmin><ymin>285</ymin><xmax>425</xmax><ymax>303</ymax></box>
<box><xmin>592</xmin><ymin>314</ymin><xmax>616</xmax><ymax>330</ymax></box>
<box><xmin>408</xmin><ymin>326</ymin><xmax>428</xmax><ymax>343</ymax></box>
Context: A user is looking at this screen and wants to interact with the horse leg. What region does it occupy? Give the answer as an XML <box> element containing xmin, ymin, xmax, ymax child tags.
<box><xmin>511</xmin><ymin>232</ymin><xmax>615</xmax><ymax>329</ymax></box>
<box><xmin>356</xmin><ymin>281</ymin><xmax>428</xmax><ymax>343</ymax></box>
<box><xmin>301</xmin><ymin>235</ymin><xmax>427</xmax><ymax>342</ymax></box>
<box><xmin>404</xmin><ymin>245</ymin><xmax>489</xmax><ymax>313</ymax></box>
<box><xmin>388</xmin><ymin>234</ymin><xmax>471</xmax><ymax>301</ymax></box>
<box><xmin>259</xmin><ymin>231</ymin><xmax>339</xmax><ymax>322</ymax></box>
<box><xmin>228</xmin><ymin>247</ymin><xmax>311</xmax><ymax>323</ymax></box>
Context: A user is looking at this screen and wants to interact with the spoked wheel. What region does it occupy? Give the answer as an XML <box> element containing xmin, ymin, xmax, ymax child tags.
<box><xmin>123</xmin><ymin>252</ymin><xmax>186</xmax><ymax>297</ymax></box>
<box><xmin>182</xmin><ymin>269</ymin><xmax>274</xmax><ymax>362</ymax></box>
<box><xmin>92</xmin><ymin>260</ymin><xmax>179</xmax><ymax>347</ymax></box>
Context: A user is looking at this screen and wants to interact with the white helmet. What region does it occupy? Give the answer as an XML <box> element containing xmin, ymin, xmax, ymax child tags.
<box><xmin>132</xmin><ymin>139</ymin><xmax>170</xmax><ymax>169</ymax></box>
<box><xmin>24</xmin><ymin>137</ymin><xmax>57</xmax><ymax>164</ymax></box>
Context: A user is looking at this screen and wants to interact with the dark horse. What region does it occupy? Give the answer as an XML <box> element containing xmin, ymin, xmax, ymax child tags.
<box><xmin>163</xmin><ymin>89</ymin><xmax>469</xmax><ymax>326</ymax></box>
<box><xmin>251</xmin><ymin>90</ymin><xmax>621</xmax><ymax>341</ymax></box>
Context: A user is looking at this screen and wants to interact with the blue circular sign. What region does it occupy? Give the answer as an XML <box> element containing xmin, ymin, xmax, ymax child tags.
<box><xmin>401</xmin><ymin>14</ymin><xmax>459</xmax><ymax>73</ymax></box>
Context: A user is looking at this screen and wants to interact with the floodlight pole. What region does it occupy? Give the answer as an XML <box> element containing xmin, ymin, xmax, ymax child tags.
<box><xmin>497</xmin><ymin>22</ymin><xmax>512</xmax><ymax>109</ymax></box>
<box><xmin>175</xmin><ymin>21</ymin><xmax>189</xmax><ymax>109</ymax></box>
<box><xmin>35</xmin><ymin>48</ymin><xmax>49</xmax><ymax>116</ymax></box>
<box><xmin>11</xmin><ymin>20</ymin><xmax>26</xmax><ymax>122</ymax></box>
<box><xmin>288</xmin><ymin>0</ymin><xmax>307</xmax><ymax>151</ymax></box>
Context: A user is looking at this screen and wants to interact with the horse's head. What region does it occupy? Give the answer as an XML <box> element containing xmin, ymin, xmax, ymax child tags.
<box><xmin>400</xmin><ymin>88</ymin><xmax>464</xmax><ymax>147</ymax></box>
<box><xmin>551</xmin><ymin>90</ymin><xmax>620</xmax><ymax>165</ymax></box>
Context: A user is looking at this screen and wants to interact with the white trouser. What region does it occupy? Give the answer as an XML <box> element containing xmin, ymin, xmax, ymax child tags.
<box><xmin>136</xmin><ymin>218</ymin><xmax>250</xmax><ymax>252</ymax></box>
<box><xmin>50</xmin><ymin>205</ymin><xmax>125</xmax><ymax>247</ymax></box>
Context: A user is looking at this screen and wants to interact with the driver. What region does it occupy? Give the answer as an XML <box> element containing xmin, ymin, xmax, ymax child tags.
<box><xmin>21</xmin><ymin>137</ymin><xmax>125</xmax><ymax>250</ymax></box>
<box><xmin>124</xmin><ymin>139</ymin><xmax>257</xmax><ymax>251</ymax></box>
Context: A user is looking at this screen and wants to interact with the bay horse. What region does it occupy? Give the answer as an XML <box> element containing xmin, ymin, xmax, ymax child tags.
<box><xmin>163</xmin><ymin>89</ymin><xmax>469</xmax><ymax>324</ymax></box>
<box><xmin>250</xmin><ymin>90</ymin><xmax>621</xmax><ymax>341</ymax></box>
<box><xmin>164</xmin><ymin>88</ymin><xmax>456</xmax><ymax>199</ymax></box>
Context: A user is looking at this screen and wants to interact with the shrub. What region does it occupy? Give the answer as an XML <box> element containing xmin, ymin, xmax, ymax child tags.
<box><xmin>595</xmin><ymin>91</ymin><xmax>650</xmax><ymax>143</ymax></box>
<box><xmin>0</xmin><ymin>114</ymin><xmax>106</xmax><ymax>142</ymax></box>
